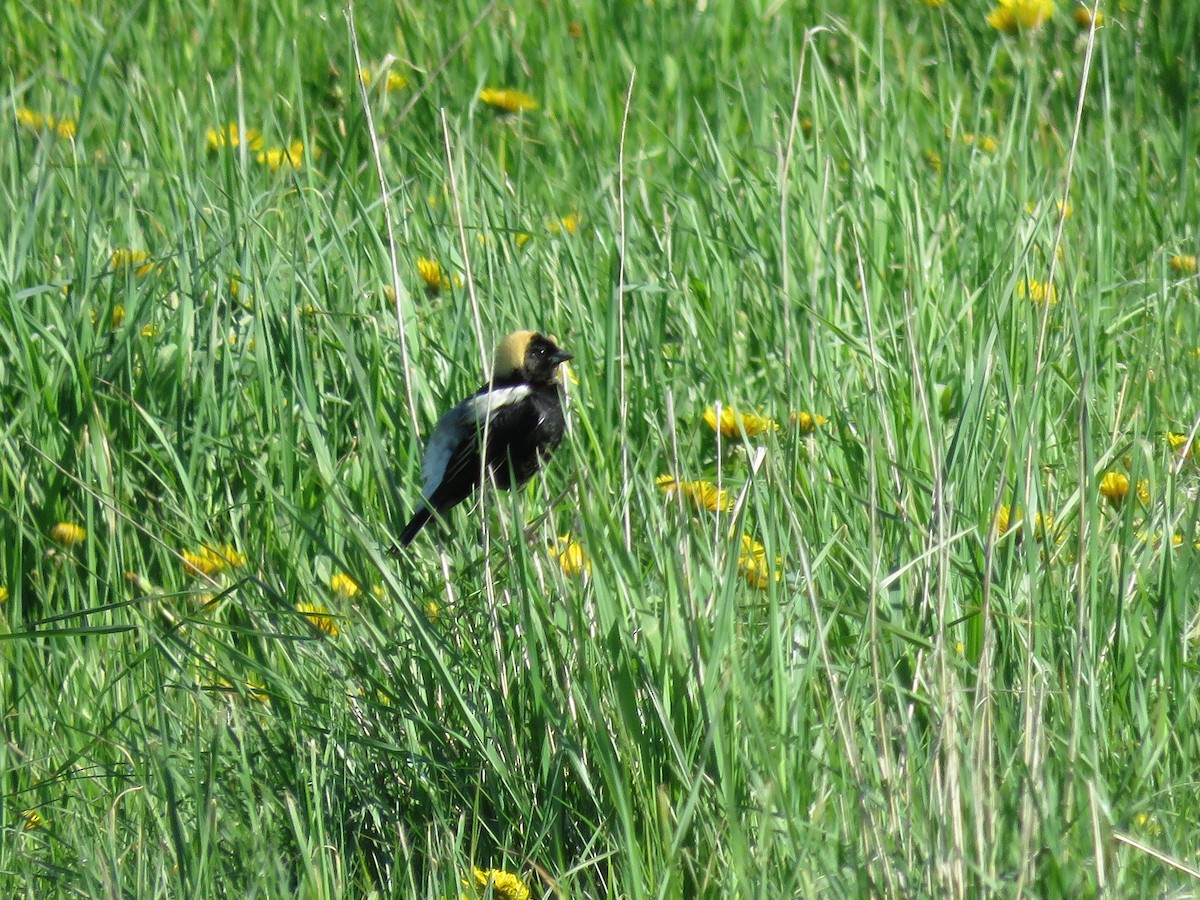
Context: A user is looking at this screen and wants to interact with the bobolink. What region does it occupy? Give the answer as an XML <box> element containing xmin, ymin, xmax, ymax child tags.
<box><xmin>398</xmin><ymin>331</ymin><xmax>572</xmax><ymax>546</ymax></box>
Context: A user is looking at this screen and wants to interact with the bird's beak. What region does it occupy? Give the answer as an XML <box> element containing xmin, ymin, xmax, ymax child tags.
<box><xmin>551</xmin><ymin>349</ymin><xmax>573</xmax><ymax>365</ymax></box>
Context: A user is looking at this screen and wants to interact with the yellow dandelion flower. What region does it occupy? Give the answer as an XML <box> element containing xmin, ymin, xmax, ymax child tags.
<box><xmin>704</xmin><ymin>406</ymin><xmax>778</xmax><ymax>439</ymax></box>
<box><xmin>91</xmin><ymin>305</ymin><xmax>125</xmax><ymax>330</ymax></box>
<box><xmin>960</xmin><ymin>132</ymin><xmax>999</xmax><ymax>153</ymax></box>
<box><xmin>244</xmin><ymin>676</ymin><xmax>271</xmax><ymax>704</ymax></box>
<box><xmin>1136</xmin><ymin>479</ymin><xmax>1150</xmax><ymax>504</ymax></box>
<box><xmin>423</xmin><ymin>600</ymin><xmax>441</xmax><ymax>624</ymax></box>
<box><xmin>182</xmin><ymin>544</ymin><xmax>245</xmax><ymax>576</ymax></box>
<box><xmin>737</xmin><ymin>535</ymin><xmax>781</xmax><ymax>589</ymax></box>
<box><xmin>110</xmin><ymin>249</ymin><xmax>156</xmax><ymax>278</ymax></box>
<box><xmin>51</xmin><ymin>522</ymin><xmax>87</xmax><ymax>545</ymax></box>
<box><xmin>1165</xmin><ymin>431</ymin><xmax>1200</xmax><ymax>464</ymax></box>
<box><xmin>0</xmin><ymin>585</ymin><xmax>8</xmax><ymax>603</ymax></box>
<box><xmin>1133</xmin><ymin>812</ymin><xmax>1163</xmax><ymax>836</ymax></box>
<box><xmin>1137</xmin><ymin>529</ymin><xmax>1188</xmax><ymax>550</ymax></box>
<box><xmin>549</xmin><ymin>534</ymin><xmax>591</xmax><ymax>577</ymax></box>
<box><xmin>994</xmin><ymin>505</ymin><xmax>1054</xmax><ymax>541</ymax></box>
<box><xmin>181</xmin><ymin>549</ymin><xmax>217</xmax><ymax>576</ymax></box>
<box><xmin>415</xmin><ymin>256</ymin><xmax>460</xmax><ymax>293</ymax></box>
<box><xmin>1072</xmin><ymin>5</ymin><xmax>1105</xmax><ymax>28</ymax></box>
<box><xmin>416</xmin><ymin>256</ymin><xmax>444</xmax><ymax>290</ymax></box>
<box><xmin>16</xmin><ymin>108</ymin><xmax>45</xmax><ymax>132</ymax></box>
<box><xmin>15</xmin><ymin>108</ymin><xmax>75</xmax><ymax>140</ymax></box>
<box><xmin>1031</xmin><ymin>511</ymin><xmax>1054</xmax><ymax>542</ymax></box>
<box><xmin>212</xmin><ymin>675</ymin><xmax>269</xmax><ymax>705</ymax></box>
<box><xmin>923</xmin><ymin>149</ymin><xmax>943</xmax><ymax>173</ymax></box>
<box><xmin>257</xmin><ymin>140</ymin><xmax>312</xmax><ymax>171</ymax></box>
<box><xmin>478</xmin><ymin>88</ymin><xmax>538</xmax><ymax>114</ymax></box>
<box><xmin>656</xmin><ymin>475</ymin><xmax>733</xmax><ymax>513</ymax></box>
<box><xmin>214</xmin><ymin>544</ymin><xmax>246</xmax><ymax>568</ymax></box>
<box><xmin>790</xmin><ymin>410</ymin><xmax>829</xmax><ymax>434</ymax></box>
<box><xmin>329</xmin><ymin>573</ymin><xmax>361</xmax><ymax>598</ymax></box>
<box><xmin>1098</xmin><ymin>471</ymin><xmax>1129</xmax><ymax>507</ymax></box>
<box><xmin>205</xmin><ymin>123</ymin><xmax>264</xmax><ymax>153</ymax></box>
<box><xmin>515</xmin><ymin>232</ymin><xmax>533</xmax><ymax>249</ymax></box>
<box><xmin>296</xmin><ymin>601</ymin><xmax>339</xmax><ymax>637</ymax></box>
<box><xmin>1018</xmin><ymin>279</ymin><xmax>1058</xmax><ymax>305</ymax></box>
<box><xmin>466</xmin><ymin>868</ymin><xmax>531</xmax><ymax>900</ymax></box>
<box><xmin>548</xmin><ymin>213</ymin><xmax>580</xmax><ymax>235</ymax></box>
<box><xmin>1028</xmin><ymin>199</ymin><xmax>1073</xmax><ymax>219</ymax></box>
<box><xmin>21</xmin><ymin>810</ymin><xmax>44</xmax><ymax>831</ymax></box>
<box><xmin>1169</xmin><ymin>254</ymin><xmax>1198</xmax><ymax>275</ymax></box>
<box><xmin>359</xmin><ymin>68</ymin><xmax>409</xmax><ymax>92</ymax></box>
<box><xmin>988</xmin><ymin>0</ymin><xmax>1055</xmax><ymax>33</ymax></box>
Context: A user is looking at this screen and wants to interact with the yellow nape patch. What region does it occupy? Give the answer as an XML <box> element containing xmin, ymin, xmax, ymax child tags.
<box><xmin>492</xmin><ymin>330</ymin><xmax>535</xmax><ymax>378</ymax></box>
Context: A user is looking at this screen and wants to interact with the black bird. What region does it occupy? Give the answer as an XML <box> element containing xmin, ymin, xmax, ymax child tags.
<box><xmin>398</xmin><ymin>331</ymin><xmax>572</xmax><ymax>546</ymax></box>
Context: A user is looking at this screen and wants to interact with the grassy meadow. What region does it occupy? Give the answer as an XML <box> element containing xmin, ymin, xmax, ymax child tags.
<box><xmin>4</xmin><ymin>0</ymin><xmax>1200</xmax><ymax>896</ymax></box>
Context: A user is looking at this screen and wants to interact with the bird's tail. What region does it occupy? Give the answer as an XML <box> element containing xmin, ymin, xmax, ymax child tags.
<box><xmin>397</xmin><ymin>505</ymin><xmax>433</xmax><ymax>547</ymax></box>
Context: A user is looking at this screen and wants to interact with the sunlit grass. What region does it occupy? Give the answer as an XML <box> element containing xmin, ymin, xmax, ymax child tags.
<box><xmin>2</xmin><ymin>1</ymin><xmax>1200</xmax><ymax>897</ymax></box>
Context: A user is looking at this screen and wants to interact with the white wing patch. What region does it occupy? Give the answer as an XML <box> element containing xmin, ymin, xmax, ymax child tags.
<box><xmin>466</xmin><ymin>385</ymin><xmax>531</xmax><ymax>419</ymax></box>
<box><xmin>419</xmin><ymin>385</ymin><xmax>532</xmax><ymax>499</ymax></box>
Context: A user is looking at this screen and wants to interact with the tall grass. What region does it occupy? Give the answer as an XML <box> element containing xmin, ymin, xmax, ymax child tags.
<box><xmin>2</xmin><ymin>1</ymin><xmax>1199</xmax><ymax>896</ymax></box>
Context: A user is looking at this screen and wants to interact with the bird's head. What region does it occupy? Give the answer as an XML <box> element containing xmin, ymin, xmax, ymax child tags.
<box><xmin>492</xmin><ymin>331</ymin><xmax>572</xmax><ymax>384</ymax></box>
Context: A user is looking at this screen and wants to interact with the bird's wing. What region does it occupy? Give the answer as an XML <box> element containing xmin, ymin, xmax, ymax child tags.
<box><xmin>420</xmin><ymin>385</ymin><xmax>533</xmax><ymax>502</ymax></box>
